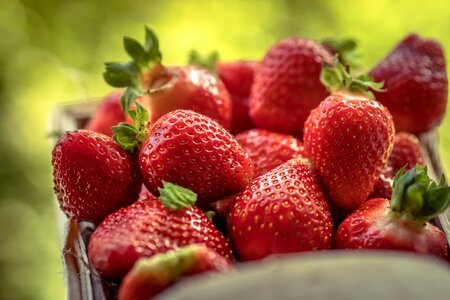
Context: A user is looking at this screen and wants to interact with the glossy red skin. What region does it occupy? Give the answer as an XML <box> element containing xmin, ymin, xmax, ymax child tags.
<box><xmin>229</xmin><ymin>159</ymin><xmax>333</xmax><ymax>261</ymax></box>
<box><xmin>335</xmin><ymin>198</ymin><xmax>449</xmax><ymax>260</ymax></box>
<box><xmin>52</xmin><ymin>130</ymin><xmax>141</xmax><ymax>222</ymax></box>
<box><xmin>369</xmin><ymin>34</ymin><xmax>448</xmax><ymax>134</ymax></box>
<box><xmin>143</xmin><ymin>65</ymin><xmax>231</xmax><ymax>129</ymax></box>
<box><xmin>217</xmin><ymin>61</ymin><xmax>258</xmax><ymax>134</ymax></box>
<box><xmin>139</xmin><ymin>110</ymin><xmax>254</xmax><ymax>209</ymax></box>
<box><xmin>118</xmin><ymin>246</ymin><xmax>231</xmax><ymax>300</ymax></box>
<box><xmin>235</xmin><ymin>129</ymin><xmax>305</xmax><ymax>177</ymax></box>
<box><xmin>85</xmin><ymin>90</ymin><xmax>126</xmax><ymax>137</ymax></box>
<box><xmin>369</xmin><ymin>164</ymin><xmax>394</xmax><ymax>199</ymax></box>
<box><xmin>304</xmin><ymin>94</ymin><xmax>395</xmax><ymax>211</ymax></box>
<box><xmin>390</xmin><ymin>132</ymin><xmax>425</xmax><ymax>173</ymax></box>
<box><xmin>88</xmin><ymin>193</ymin><xmax>233</xmax><ymax>280</ymax></box>
<box><xmin>250</xmin><ymin>37</ymin><xmax>333</xmax><ymax>137</ymax></box>
<box><xmin>369</xmin><ymin>133</ymin><xmax>425</xmax><ymax>199</ymax></box>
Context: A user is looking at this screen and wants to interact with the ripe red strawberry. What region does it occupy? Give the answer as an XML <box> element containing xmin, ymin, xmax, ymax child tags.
<box><xmin>52</xmin><ymin>130</ymin><xmax>141</xmax><ymax>222</ymax></box>
<box><xmin>114</xmin><ymin>108</ymin><xmax>254</xmax><ymax>209</ymax></box>
<box><xmin>235</xmin><ymin>129</ymin><xmax>305</xmax><ymax>177</ymax></box>
<box><xmin>217</xmin><ymin>61</ymin><xmax>258</xmax><ymax>134</ymax></box>
<box><xmin>369</xmin><ymin>34</ymin><xmax>448</xmax><ymax>134</ymax></box>
<box><xmin>229</xmin><ymin>159</ymin><xmax>333</xmax><ymax>261</ymax></box>
<box><xmin>143</xmin><ymin>65</ymin><xmax>231</xmax><ymax>128</ymax></box>
<box><xmin>304</xmin><ymin>63</ymin><xmax>395</xmax><ymax>211</ymax></box>
<box><xmin>336</xmin><ymin>165</ymin><xmax>449</xmax><ymax>260</ymax></box>
<box><xmin>250</xmin><ymin>37</ymin><xmax>333</xmax><ymax>136</ymax></box>
<box><xmin>370</xmin><ymin>133</ymin><xmax>425</xmax><ymax>199</ymax></box>
<box><xmin>88</xmin><ymin>182</ymin><xmax>233</xmax><ymax>279</ymax></box>
<box><xmin>118</xmin><ymin>244</ymin><xmax>232</xmax><ymax>300</ymax></box>
<box><xmin>390</xmin><ymin>132</ymin><xmax>425</xmax><ymax>173</ymax></box>
<box><xmin>188</xmin><ymin>52</ymin><xmax>258</xmax><ymax>134</ymax></box>
<box><xmin>85</xmin><ymin>90</ymin><xmax>125</xmax><ymax>137</ymax></box>
<box><xmin>104</xmin><ymin>27</ymin><xmax>231</xmax><ymax>129</ymax></box>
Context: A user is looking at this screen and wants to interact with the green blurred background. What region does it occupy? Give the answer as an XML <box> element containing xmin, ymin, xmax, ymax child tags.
<box><xmin>1</xmin><ymin>0</ymin><xmax>450</xmax><ymax>299</ymax></box>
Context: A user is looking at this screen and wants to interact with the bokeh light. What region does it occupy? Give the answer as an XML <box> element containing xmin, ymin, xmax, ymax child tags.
<box><xmin>0</xmin><ymin>0</ymin><xmax>449</xmax><ymax>299</ymax></box>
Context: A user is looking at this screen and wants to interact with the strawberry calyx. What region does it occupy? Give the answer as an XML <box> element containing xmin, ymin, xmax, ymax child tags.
<box><xmin>131</xmin><ymin>244</ymin><xmax>205</xmax><ymax>282</ymax></box>
<box><xmin>112</xmin><ymin>101</ymin><xmax>149</xmax><ymax>151</ymax></box>
<box><xmin>188</xmin><ymin>50</ymin><xmax>219</xmax><ymax>73</ymax></box>
<box><xmin>320</xmin><ymin>61</ymin><xmax>385</xmax><ymax>99</ymax></box>
<box><xmin>389</xmin><ymin>164</ymin><xmax>450</xmax><ymax>226</ymax></box>
<box><xmin>322</xmin><ymin>38</ymin><xmax>360</xmax><ymax>69</ymax></box>
<box><xmin>103</xmin><ymin>26</ymin><xmax>162</xmax><ymax>117</ymax></box>
<box><xmin>158</xmin><ymin>181</ymin><xmax>197</xmax><ymax>210</ymax></box>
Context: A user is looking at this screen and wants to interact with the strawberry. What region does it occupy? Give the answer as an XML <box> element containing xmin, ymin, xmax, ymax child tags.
<box><xmin>217</xmin><ymin>61</ymin><xmax>258</xmax><ymax>134</ymax></box>
<box><xmin>235</xmin><ymin>129</ymin><xmax>305</xmax><ymax>177</ymax></box>
<box><xmin>88</xmin><ymin>182</ymin><xmax>233</xmax><ymax>279</ymax></box>
<box><xmin>370</xmin><ymin>133</ymin><xmax>425</xmax><ymax>199</ymax></box>
<box><xmin>118</xmin><ymin>244</ymin><xmax>232</xmax><ymax>300</ymax></box>
<box><xmin>85</xmin><ymin>90</ymin><xmax>126</xmax><ymax>137</ymax></box>
<box><xmin>103</xmin><ymin>27</ymin><xmax>231</xmax><ymax>129</ymax></box>
<box><xmin>51</xmin><ymin>130</ymin><xmax>141</xmax><ymax>222</ymax></box>
<box><xmin>113</xmin><ymin>107</ymin><xmax>254</xmax><ymax>209</ymax></box>
<box><xmin>304</xmin><ymin>62</ymin><xmax>395</xmax><ymax>211</ymax></box>
<box><xmin>369</xmin><ymin>34</ymin><xmax>448</xmax><ymax>134</ymax></box>
<box><xmin>336</xmin><ymin>165</ymin><xmax>449</xmax><ymax>260</ymax></box>
<box><xmin>228</xmin><ymin>159</ymin><xmax>333</xmax><ymax>261</ymax></box>
<box><xmin>249</xmin><ymin>37</ymin><xmax>333</xmax><ymax>136</ymax></box>
<box><xmin>188</xmin><ymin>52</ymin><xmax>258</xmax><ymax>134</ymax></box>
<box><xmin>389</xmin><ymin>132</ymin><xmax>425</xmax><ymax>173</ymax></box>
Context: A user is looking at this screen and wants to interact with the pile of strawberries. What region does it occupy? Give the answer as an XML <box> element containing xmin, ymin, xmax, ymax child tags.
<box><xmin>52</xmin><ymin>27</ymin><xmax>450</xmax><ymax>299</ymax></box>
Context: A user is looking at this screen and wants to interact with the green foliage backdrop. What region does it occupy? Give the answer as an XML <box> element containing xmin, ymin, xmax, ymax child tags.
<box><xmin>0</xmin><ymin>0</ymin><xmax>449</xmax><ymax>298</ymax></box>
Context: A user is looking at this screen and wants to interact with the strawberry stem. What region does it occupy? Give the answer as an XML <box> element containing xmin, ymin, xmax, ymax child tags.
<box><xmin>158</xmin><ymin>181</ymin><xmax>197</xmax><ymax>210</ymax></box>
<box><xmin>320</xmin><ymin>61</ymin><xmax>385</xmax><ymax>99</ymax></box>
<box><xmin>390</xmin><ymin>165</ymin><xmax>450</xmax><ymax>225</ymax></box>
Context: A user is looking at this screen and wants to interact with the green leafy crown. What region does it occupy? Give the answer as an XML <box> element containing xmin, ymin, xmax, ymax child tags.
<box><xmin>103</xmin><ymin>26</ymin><xmax>162</xmax><ymax>116</ymax></box>
<box><xmin>188</xmin><ymin>50</ymin><xmax>219</xmax><ymax>73</ymax></box>
<box><xmin>322</xmin><ymin>38</ymin><xmax>361</xmax><ymax>69</ymax></box>
<box><xmin>390</xmin><ymin>164</ymin><xmax>450</xmax><ymax>225</ymax></box>
<box><xmin>320</xmin><ymin>61</ymin><xmax>385</xmax><ymax>99</ymax></box>
<box><xmin>104</xmin><ymin>26</ymin><xmax>163</xmax><ymax>151</ymax></box>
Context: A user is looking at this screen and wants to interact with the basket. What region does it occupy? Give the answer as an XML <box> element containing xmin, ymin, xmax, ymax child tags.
<box><xmin>50</xmin><ymin>102</ymin><xmax>450</xmax><ymax>300</ymax></box>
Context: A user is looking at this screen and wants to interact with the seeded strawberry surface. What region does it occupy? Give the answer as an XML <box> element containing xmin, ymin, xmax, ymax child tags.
<box><xmin>52</xmin><ymin>130</ymin><xmax>141</xmax><ymax>222</ymax></box>
<box><xmin>389</xmin><ymin>132</ymin><xmax>425</xmax><ymax>173</ymax></box>
<box><xmin>250</xmin><ymin>37</ymin><xmax>333</xmax><ymax>136</ymax></box>
<box><xmin>304</xmin><ymin>94</ymin><xmax>395</xmax><ymax>211</ymax></box>
<box><xmin>229</xmin><ymin>159</ymin><xmax>333</xmax><ymax>261</ymax></box>
<box><xmin>139</xmin><ymin>110</ymin><xmax>254</xmax><ymax>208</ymax></box>
<box><xmin>143</xmin><ymin>66</ymin><xmax>232</xmax><ymax>129</ymax></box>
<box><xmin>335</xmin><ymin>198</ymin><xmax>449</xmax><ymax>259</ymax></box>
<box><xmin>88</xmin><ymin>192</ymin><xmax>233</xmax><ymax>279</ymax></box>
<box><xmin>235</xmin><ymin>129</ymin><xmax>305</xmax><ymax>177</ymax></box>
